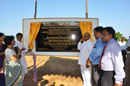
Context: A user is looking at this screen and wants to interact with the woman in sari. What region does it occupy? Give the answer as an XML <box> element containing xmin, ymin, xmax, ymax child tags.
<box><xmin>0</xmin><ymin>33</ymin><xmax>5</xmax><ymax>86</ymax></box>
<box><xmin>4</xmin><ymin>36</ymin><xmax>23</xmax><ymax>86</ymax></box>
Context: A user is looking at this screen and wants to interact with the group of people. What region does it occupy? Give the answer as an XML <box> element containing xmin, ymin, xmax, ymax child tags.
<box><xmin>78</xmin><ymin>26</ymin><xmax>130</xmax><ymax>86</ymax></box>
<box><xmin>0</xmin><ymin>27</ymin><xmax>130</xmax><ymax>86</ymax></box>
<box><xmin>0</xmin><ymin>33</ymin><xmax>32</xmax><ymax>86</ymax></box>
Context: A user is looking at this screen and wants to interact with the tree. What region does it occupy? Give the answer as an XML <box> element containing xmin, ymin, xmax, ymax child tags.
<box><xmin>115</xmin><ymin>32</ymin><xmax>128</xmax><ymax>42</ymax></box>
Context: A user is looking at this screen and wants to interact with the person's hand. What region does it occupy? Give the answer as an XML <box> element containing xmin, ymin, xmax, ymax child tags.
<box><xmin>80</xmin><ymin>39</ymin><xmax>84</xmax><ymax>43</ymax></box>
<box><xmin>0</xmin><ymin>52</ymin><xmax>5</xmax><ymax>56</ymax></box>
<box><xmin>114</xmin><ymin>83</ymin><xmax>121</xmax><ymax>86</ymax></box>
<box><xmin>0</xmin><ymin>70</ymin><xmax>4</xmax><ymax>73</ymax></box>
<box><xmin>28</xmin><ymin>49</ymin><xmax>32</xmax><ymax>52</ymax></box>
<box><xmin>21</xmin><ymin>48</ymin><xmax>26</xmax><ymax>51</ymax></box>
<box><xmin>86</xmin><ymin>58</ymin><xmax>91</xmax><ymax>68</ymax></box>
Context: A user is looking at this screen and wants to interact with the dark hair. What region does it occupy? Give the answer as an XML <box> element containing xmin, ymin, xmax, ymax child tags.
<box><xmin>94</xmin><ymin>26</ymin><xmax>104</xmax><ymax>34</ymax></box>
<box><xmin>114</xmin><ymin>37</ymin><xmax>117</xmax><ymax>41</ymax></box>
<box><xmin>104</xmin><ymin>27</ymin><xmax>115</xmax><ymax>38</ymax></box>
<box><xmin>4</xmin><ymin>36</ymin><xmax>14</xmax><ymax>46</ymax></box>
<box><xmin>16</xmin><ymin>33</ymin><xmax>23</xmax><ymax>37</ymax></box>
<box><xmin>121</xmin><ymin>37</ymin><xmax>125</xmax><ymax>39</ymax></box>
<box><xmin>0</xmin><ymin>33</ymin><xmax>4</xmax><ymax>37</ymax></box>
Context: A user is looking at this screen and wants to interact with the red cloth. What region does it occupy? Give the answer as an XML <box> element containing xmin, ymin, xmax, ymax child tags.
<box><xmin>98</xmin><ymin>45</ymin><xmax>106</xmax><ymax>68</ymax></box>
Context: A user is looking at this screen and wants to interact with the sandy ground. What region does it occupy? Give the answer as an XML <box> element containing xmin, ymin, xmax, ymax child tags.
<box><xmin>23</xmin><ymin>55</ymin><xmax>129</xmax><ymax>86</ymax></box>
<box><xmin>23</xmin><ymin>55</ymin><xmax>83</xmax><ymax>86</ymax></box>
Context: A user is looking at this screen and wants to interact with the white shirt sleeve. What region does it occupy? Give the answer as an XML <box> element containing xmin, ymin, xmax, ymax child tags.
<box><xmin>77</xmin><ymin>42</ymin><xmax>82</xmax><ymax>50</ymax></box>
<box><xmin>22</xmin><ymin>48</ymin><xmax>28</xmax><ymax>53</ymax></box>
<box><xmin>113</xmin><ymin>44</ymin><xmax>125</xmax><ymax>84</ymax></box>
<box><xmin>15</xmin><ymin>41</ymin><xmax>23</xmax><ymax>50</ymax></box>
<box><xmin>87</xmin><ymin>42</ymin><xmax>94</xmax><ymax>55</ymax></box>
<box><xmin>15</xmin><ymin>41</ymin><xmax>29</xmax><ymax>53</ymax></box>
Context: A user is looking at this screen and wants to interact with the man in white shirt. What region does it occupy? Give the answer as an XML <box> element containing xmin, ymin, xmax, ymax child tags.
<box><xmin>124</xmin><ymin>36</ymin><xmax>130</xmax><ymax>86</ymax></box>
<box><xmin>101</xmin><ymin>27</ymin><xmax>125</xmax><ymax>86</ymax></box>
<box><xmin>118</xmin><ymin>37</ymin><xmax>126</xmax><ymax>50</ymax></box>
<box><xmin>78</xmin><ymin>32</ymin><xmax>94</xmax><ymax>86</ymax></box>
<box><xmin>15</xmin><ymin>33</ymin><xmax>32</xmax><ymax>80</ymax></box>
<box><xmin>118</xmin><ymin>37</ymin><xmax>127</xmax><ymax>64</ymax></box>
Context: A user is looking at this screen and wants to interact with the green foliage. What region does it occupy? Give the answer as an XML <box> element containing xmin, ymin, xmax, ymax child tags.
<box><xmin>115</xmin><ymin>32</ymin><xmax>122</xmax><ymax>42</ymax></box>
<box><xmin>4</xmin><ymin>35</ymin><xmax>7</xmax><ymax>37</ymax></box>
<box><xmin>115</xmin><ymin>32</ymin><xmax>128</xmax><ymax>42</ymax></box>
<box><xmin>125</xmin><ymin>38</ymin><xmax>128</xmax><ymax>42</ymax></box>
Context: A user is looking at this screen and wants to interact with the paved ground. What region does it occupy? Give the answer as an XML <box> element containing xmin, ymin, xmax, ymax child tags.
<box><xmin>23</xmin><ymin>55</ymin><xmax>83</xmax><ymax>86</ymax></box>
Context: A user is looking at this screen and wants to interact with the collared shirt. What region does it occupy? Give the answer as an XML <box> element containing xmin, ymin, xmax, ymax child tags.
<box><xmin>89</xmin><ymin>37</ymin><xmax>106</xmax><ymax>65</ymax></box>
<box><xmin>126</xmin><ymin>38</ymin><xmax>130</xmax><ymax>54</ymax></box>
<box><xmin>15</xmin><ymin>40</ymin><xmax>28</xmax><ymax>53</ymax></box>
<box><xmin>118</xmin><ymin>41</ymin><xmax>127</xmax><ymax>50</ymax></box>
<box><xmin>101</xmin><ymin>38</ymin><xmax>125</xmax><ymax>84</ymax></box>
<box><xmin>78</xmin><ymin>39</ymin><xmax>94</xmax><ymax>65</ymax></box>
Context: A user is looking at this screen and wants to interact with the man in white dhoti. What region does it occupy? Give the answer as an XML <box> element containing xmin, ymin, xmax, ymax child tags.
<box><xmin>77</xmin><ymin>32</ymin><xmax>94</xmax><ymax>86</ymax></box>
<box><xmin>15</xmin><ymin>33</ymin><xmax>32</xmax><ymax>80</ymax></box>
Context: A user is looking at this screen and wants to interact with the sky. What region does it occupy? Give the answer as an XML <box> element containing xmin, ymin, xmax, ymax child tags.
<box><xmin>0</xmin><ymin>0</ymin><xmax>130</xmax><ymax>39</ymax></box>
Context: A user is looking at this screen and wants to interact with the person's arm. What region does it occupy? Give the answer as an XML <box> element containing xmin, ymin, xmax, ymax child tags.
<box><xmin>86</xmin><ymin>43</ymin><xmax>94</xmax><ymax>68</ymax></box>
<box><xmin>114</xmin><ymin>83</ymin><xmax>122</xmax><ymax>86</ymax></box>
<box><xmin>77</xmin><ymin>39</ymin><xmax>83</xmax><ymax>50</ymax></box>
<box><xmin>77</xmin><ymin>39</ymin><xmax>84</xmax><ymax>50</ymax></box>
<box><xmin>10</xmin><ymin>53</ymin><xmax>21</xmax><ymax>62</ymax></box>
<box><xmin>86</xmin><ymin>47</ymin><xmax>96</xmax><ymax>68</ymax></box>
<box><xmin>87</xmin><ymin>43</ymin><xmax>94</xmax><ymax>56</ymax></box>
<box><xmin>86</xmin><ymin>41</ymin><xmax>106</xmax><ymax>67</ymax></box>
<box><xmin>16</xmin><ymin>41</ymin><xmax>30</xmax><ymax>53</ymax></box>
<box><xmin>6</xmin><ymin>48</ymin><xmax>21</xmax><ymax>62</ymax></box>
<box><xmin>88</xmin><ymin>48</ymin><xmax>96</xmax><ymax>62</ymax></box>
<box><xmin>89</xmin><ymin>45</ymin><xmax>104</xmax><ymax>62</ymax></box>
<box><xmin>0</xmin><ymin>52</ymin><xmax>4</xmax><ymax>56</ymax></box>
<box><xmin>113</xmin><ymin>45</ymin><xmax>125</xmax><ymax>85</ymax></box>
<box><xmin>77</xmin><ymin>42</ymin><xmax>82</xmax><ymax>50</ymax></box>
<box><xmin>28</xmin><ymin>49</ymin><xmax>32</xmax><ymax>52</ymax></box>
<box><xmin>21</xmin><ymin>48</ymin><xmax>32</xmax><ymax>53</ymax></box>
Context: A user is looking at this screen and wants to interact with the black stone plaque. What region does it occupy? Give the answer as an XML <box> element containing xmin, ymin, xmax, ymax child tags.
<box><xmin>36</xmin><ymin>22</ymin><xmax>82</xmax><ymax>52</ymax></box>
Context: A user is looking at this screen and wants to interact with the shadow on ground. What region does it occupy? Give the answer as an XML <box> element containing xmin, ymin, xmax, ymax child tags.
<box><xmin>23</xmin><ymin>56</ymin><xmax>82</xmax><ymax>86</ymax></box>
